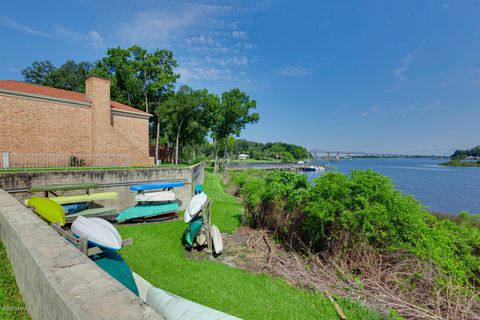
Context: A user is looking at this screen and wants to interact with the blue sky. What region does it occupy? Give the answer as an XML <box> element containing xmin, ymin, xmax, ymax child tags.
<box><xmin>1</xmin><ymin>0</ymin><xmax>480</xmax><ymax>155</ymax></box>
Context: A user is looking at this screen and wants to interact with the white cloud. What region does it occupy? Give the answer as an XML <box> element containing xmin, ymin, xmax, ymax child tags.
<box><xmin>231</xmin><ymin>30</ymin><xmax>247</xmax><ymax>39</ymax></box>
<box><xmin>118</xmin><ymin>5</ymin><xmax>218</xmax><ymax>46</ymax></box>
<box><xmin>87</xmin><ymin>31</ymin><xmax>105</xmax><ymax>48</ymax></box>
<box><xmin>232</xmin><ymin>56</ymin><xmax>249</xmax><ymax>66</ymax></box>
<box><xmin>116</xmin><ymin>2</ymin><xmax>267</xmax><ymax>89</ymax></box>
<box><xmin>279</xmin><ymin>65</ymin><xmax>313</xmax><ymax>78</ymax></box>
<box><xmin>389</xmin><ymin>51</ymin><xmax>417</xmax><ymax>92</ymax></box>
<box><xmin>0</xmin><ymin>17</ymin><xmax>52</xmax><ymax>38</ymax></box>
<box><xmin>54</xmin><ymin>25</ymin><xmax>105</xmax><ymax>48</ymax></box>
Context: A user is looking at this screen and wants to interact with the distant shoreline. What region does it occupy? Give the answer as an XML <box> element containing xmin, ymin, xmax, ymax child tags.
<box><xmin>439</xmin><ymin>160</ymin><xmax>480</xmax><ymax>167</ymax></box>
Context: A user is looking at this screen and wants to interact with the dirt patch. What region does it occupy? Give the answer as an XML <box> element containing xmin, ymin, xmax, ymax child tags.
<box><xmin>219</xmin><ymin>227</ymin><xmax>480</xmax><ymax>320</ymax></box>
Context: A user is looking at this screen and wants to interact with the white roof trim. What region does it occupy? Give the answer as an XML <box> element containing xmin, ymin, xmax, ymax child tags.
<box><xmin>111</xmin><ymin>108</ymin><xmax>152</xmax><ymax>119</ymax></box>
<box><xmin>0</xmin><ymin>88</ymin><xmax>91</xmax><ymax>108</ymax></box>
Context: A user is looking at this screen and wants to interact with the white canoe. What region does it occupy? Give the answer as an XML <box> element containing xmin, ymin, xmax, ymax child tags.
<box><xmin>184</xmin><ymin>192</ymin><xmax>208</xmax><ymax>223</ymax></box>
<box><xmin>135</xmin><ymin>190</ymin><xmax>176</xmax><ymax>202</ymax></box>
<box><xmin>71</xmin><ymin>216</ymin><xmax>122</xmax><ymax>250</ymax></box>
<box><xmin>210</xmin><ymin>224</ymin><xmax>223</xmax><ymax>255</ymax></box>
<box><xmin>146</xmin><ymin>285</ymin><xmax>240</xmax><ymax>320</ymax></box>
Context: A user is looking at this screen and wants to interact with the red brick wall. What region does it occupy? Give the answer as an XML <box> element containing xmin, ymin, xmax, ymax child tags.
<box><xmin>0</xmin><ymin>95</ymin><xmax>92</xmax><ymax>154</ymax></box>
<box><xmin>0</xmin><ymin>77</ymin><xmax>152</xmax><ymax>166</ymax></box>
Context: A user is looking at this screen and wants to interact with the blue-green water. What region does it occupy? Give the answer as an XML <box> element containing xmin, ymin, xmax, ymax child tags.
<box><xmin>305</xmin><ymin>158</ymin><xmax>480</xmax><ymax>215</ymax></box>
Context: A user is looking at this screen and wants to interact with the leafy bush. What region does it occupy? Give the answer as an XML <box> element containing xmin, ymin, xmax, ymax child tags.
<box><xmin>231</xmin><ymin>169</ymin><xmax>480</xmax><ymax>284</ymax></box>
<box><xmin>69</xmin><ymin>155</ymin><xmax>86</xmax><ymax>167</ymax></box>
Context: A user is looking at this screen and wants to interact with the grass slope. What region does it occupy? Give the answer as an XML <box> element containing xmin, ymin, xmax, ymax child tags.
<box><xmin>203</xmin><ymin>172</ymin><xmax>244</xmax><ymax>233</ymax></box>
<box><xmin>118</xmin><ymin>172</ymin><xmax>385</xmax><ymax>320</ymax></box>
<box><xmin>0</xmin><ymin>241</ymin><xmax>30</xmax><ymax>320</ymax></box>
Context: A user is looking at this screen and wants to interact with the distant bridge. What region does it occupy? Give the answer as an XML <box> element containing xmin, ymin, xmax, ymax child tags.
<box><xmin>309</xmin><ymin>149</ymin><xmax>401</xmax><ymax>158</ymax></box>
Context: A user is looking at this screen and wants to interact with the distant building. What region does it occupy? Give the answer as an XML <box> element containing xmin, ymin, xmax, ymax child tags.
<box><xmin>238</xmin><ymin>154</ymin><xmax>250</xmax><ymax>160</ymax></box>
<box><xmin>0</xmin><ymin>77</ymin><xmax>153</xmax><ymax>166</ymax></box>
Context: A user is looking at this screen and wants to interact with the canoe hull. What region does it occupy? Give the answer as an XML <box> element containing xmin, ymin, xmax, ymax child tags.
<box><xmin>91</xmin><ymin>250</ymin><xmax>139</xmax><ymax>296</ymax></box>
<box><xmin>130</xmin><ymin>182</ymin><xmax>185</xmax><ymax>192</ymax></box>
<box><xmin>184</xmin><ymin>192</ymin><xmax>208</xmax><ymax>223</ymax></box>
<box><xmin>71</xmin><ymin>216</ymin><xmax>122</xmax><ymax>250</ymax></box>
<box><xmin>135</xmin><ymin>191</ymin><xmax>176</xmax><ymax>202</ymax></box>
<box><xmin>116</xmin><ymin>202</ymin><xmax>180</xmax><ymax>222</ymax></box>
<box><xmin>28</xmin><ymin>196</ymin><xmax>66</xmax><ymax>226</ymax></box>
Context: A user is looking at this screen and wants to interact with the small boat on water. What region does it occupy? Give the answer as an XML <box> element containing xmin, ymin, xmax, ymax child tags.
<box><xmin>302</xmin><ymin>165</ymin><xmax>326</xmax><ymax>172</ymax></box>
<box><xmin>71</xmin><ymin>216</ymin><xmax>123</xmax><ymax>250</ymax></box>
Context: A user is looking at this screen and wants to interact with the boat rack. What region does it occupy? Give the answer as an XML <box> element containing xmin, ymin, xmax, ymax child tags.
<box><xmin>50</xmin><ymin>222</ymin><xmax>133</xmax><ymax>256</ymax></box>
<box><xmin>189</xmin><ymin>198</ymin><xmax>214</xmax><ymax>255</ymax></box>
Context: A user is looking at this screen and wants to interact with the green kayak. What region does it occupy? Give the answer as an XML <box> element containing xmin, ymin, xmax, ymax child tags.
<box><xmin>184</xmin><ymin>216</ymin><xmax>204</xmax><ymax>247</ymax></box>
<box><xmin>65</xmin><ymin>207</ymin><xmax>117</xmax><ymax>222</ymax></box>
<box><xmin>28</xmin><ymin>183</ymin><xmax>99</xmax><ymax>193</ymax></box>
<box><xmin>90</xmin><ymin>250</ymin><xmax>139</xmax><ymax>296</ymax></box>
<box><xmin>116</xmin><ymin>202</ymin><xmax>179</xmax><ymax>222</ymax></box>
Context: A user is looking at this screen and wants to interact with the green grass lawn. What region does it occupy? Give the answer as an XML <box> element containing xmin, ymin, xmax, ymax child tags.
<box><xmin>0</xmin><ymin>241</ymin><xmax>30</xmax><ymax>320</ymax></box>
<box><xmin>118</xmin><ymin>172</ymin><xmax>385</xmax><ymax>320</ymax></box>
<box><xmin>230</xmin><ymin>159</ymin><xmax>282</xmax><ymax>163</ymax></box>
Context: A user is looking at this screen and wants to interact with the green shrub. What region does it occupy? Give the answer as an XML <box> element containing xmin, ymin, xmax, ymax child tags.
<box><xmin>230</xmin><ymin>169</ymin><xmax>480</xmax><ymax>284</ymax></box>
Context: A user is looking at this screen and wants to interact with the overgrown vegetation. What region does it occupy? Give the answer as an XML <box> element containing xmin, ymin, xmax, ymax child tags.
<box><xmin>228</xmin><ymin>169</ymin><xmax>480</xmax><ymax>319</ymax></box>
<box><xmin>118</xmin><ymin>171</ymin><xmax>384</xmax><ymax>320</ymax></box>
<box><xmin>450</xmin><ymin>145</ymin><xmax>480</xmax><ymax>160</ymax></box>
<box><xmin>230</xmin><ymin>139</ymin><xmax>311</xmax><ymax>161</ymax></box>
<box><xmin>440</xmin><ymin>160</ymin><xmax>480</xmax><ymax>167</ymax></box>
<box><xmin>0</xmin><ymin>241</ymin><xmax>30</xmax><ymax>320</ymax></box>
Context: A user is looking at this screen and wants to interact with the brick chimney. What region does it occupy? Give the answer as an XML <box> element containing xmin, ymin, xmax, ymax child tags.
<box><xmin>85</xmin><ymin>76</ymin><xmax>111</xmax><ymax>154</ymax></box>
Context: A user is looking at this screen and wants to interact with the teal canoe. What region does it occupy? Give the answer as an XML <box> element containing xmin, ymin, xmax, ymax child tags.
<box><xmin>184</xmin><ymin>216</ymin><xmax>204</xmax><ymax>247</ymax></box>
<box><xmin>116</xmin><ymin>202</ymin><xmax>179</xmax><ymax>222</ymax></box>
<box><xmin>90</xmin><ymin>250</ymin><xmax>139</xmax><ymax>296</ymax></box>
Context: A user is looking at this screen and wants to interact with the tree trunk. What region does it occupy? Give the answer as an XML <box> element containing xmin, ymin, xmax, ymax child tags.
<box><xmin>144</xmin><ymin>72</ymin><xmax>149</xmax><ymax>114</ymax></box>
<box><xmin>155</xmin><ymin>115</ymin><xmax>160</xmax><ymax>165</ymax></box>
<box><xmin>213</xmin><ymin>139</ymin><xmax>219</xmax><ymax>174</ymax></box>
<box><xmin>175</xmin><ymin>120</ymin><xmax>184</xmax><ymax>165</ymax></box>
<box><xmin>193</xmin><ymin>148</ymin><xmax>196</xmax><ymax>162</ymax></box>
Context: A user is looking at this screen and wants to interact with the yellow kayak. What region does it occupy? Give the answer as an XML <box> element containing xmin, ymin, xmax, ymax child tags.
<box><xmin>25</xmin><ymin>192</ymin><xmax>118</xmax><ymax>205</ymax></box>
<box><xmin>27</xmin><ymin>196</ymin><xmax>66</xmax><ymax>226</ymax></box>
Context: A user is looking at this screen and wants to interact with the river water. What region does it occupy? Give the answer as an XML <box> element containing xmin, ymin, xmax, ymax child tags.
<box><xmin>304</xmin><ymin>158</ymin><xmax>480</xmax><ymax>215</ymax></box>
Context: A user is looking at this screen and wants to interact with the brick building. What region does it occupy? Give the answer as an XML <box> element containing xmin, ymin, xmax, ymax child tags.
<box><xmin>0</xmin><ymin>76</ymin><xmax>153</xmax><ymax>167</ymax></box>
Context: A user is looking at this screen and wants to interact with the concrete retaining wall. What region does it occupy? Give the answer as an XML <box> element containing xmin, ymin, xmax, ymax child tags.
<box><xmin>0</xmin><ymin>162</ymin><xmax>205</xmax><ymax>211</ymax></box>
<box><xmin>0</xmin><ymin>188</ymin><xmax>165</xmax><ymax>320</ymax></box>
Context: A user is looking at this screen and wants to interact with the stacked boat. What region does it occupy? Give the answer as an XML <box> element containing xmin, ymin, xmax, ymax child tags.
<box><xmin>183</xmin><ymin>186</ymin><xmax>223</xmax><ymax>255</ymax></box>
<box><xmin>25</xmin><ymin>183</ymin><xmax>118</xmax><ymax>222</ymax></box>
<box><xmin>116</xmin><ymin>182</ymin><xmax>184</xmax><ymax>223</ymax></box>
<box><xmin>27</xmin><ymin>197</ymin><xmax>139</xmax><ymax>296</ymax></box>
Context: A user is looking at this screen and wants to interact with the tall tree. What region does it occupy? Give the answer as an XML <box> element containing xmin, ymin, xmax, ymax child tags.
<box><xmin>22</xmin><ymin>60</ymin><xmax>92</xmax><ymax>92</ymax></box>
<box><xmin>90</xmin><ymin>47</ymin><xmax>143</xmax><ymax>107</ymax></box>
<box><xmin>211</xmin><ymin>88</ymin><xmax>259</xmax><ymax>173</ymax></box>
<box><xmin>162</xmin><ymin>86</ymin><xmax>213</xmax><ymax>164</ymax></box>
<box><xmin>22</xmin><ymin>60</ymin><xmax>56</xmax><ymax>87</ymax></box>
<box><xmin>148</xmin><ymin>49</ymin><xmax>179</xmax><ymax>163</ymax></box>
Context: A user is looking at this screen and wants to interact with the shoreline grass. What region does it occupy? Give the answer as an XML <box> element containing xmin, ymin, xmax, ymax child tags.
<box><xmin>118</xmin><ymin>172</ymin><xmax>387</xmax><ymax>319</ymax></box>
<box><xmin>439</xmin><ymin>160</ymin><xmax>480</xmax><ymax>167</ymax></box>
<box><xmin>0</xmin><ymin>241</ymin><xmax>30</xmax><ymax>320</ymax></box>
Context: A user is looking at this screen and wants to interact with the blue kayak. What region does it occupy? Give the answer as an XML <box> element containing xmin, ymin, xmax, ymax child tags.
<box><xmin>130</xmin><ymin>182</ymin><xmax>185</xmax><ymax>192</ymax></box>
<box><xmin>116</xmin><ymin>202</ymin><xmax>180</xmax><ymax>221</ymax></box>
